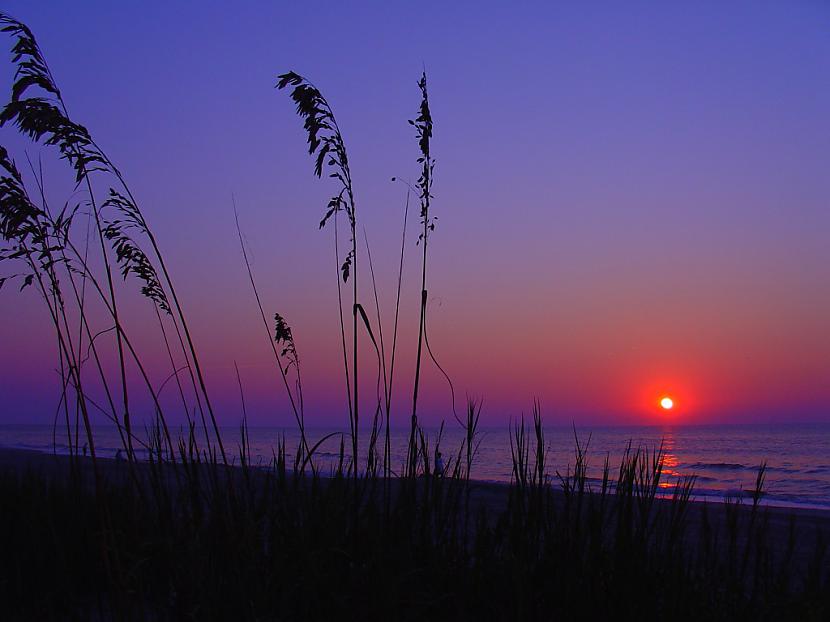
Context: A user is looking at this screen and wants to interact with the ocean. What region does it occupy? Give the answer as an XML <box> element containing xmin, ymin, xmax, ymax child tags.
<box><xmin>1</xmin><ymin>422</ymin><xmax>828</xmax><ymax>510</ymax></box>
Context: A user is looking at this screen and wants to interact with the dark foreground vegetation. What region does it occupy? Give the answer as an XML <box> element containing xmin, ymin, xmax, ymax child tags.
<box><xmin>2</xmin><ymin>433</ymin><xmax>829</xmax><ymax>621</ymax></box>
<box><xmin>0</xmin><ymin>13</ymin><xmax>828</xmax><ymax>621</ymax></box>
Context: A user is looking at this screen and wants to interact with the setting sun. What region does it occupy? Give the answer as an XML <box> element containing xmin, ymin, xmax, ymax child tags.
<box><xmin>660</xmin><ymin>397</ymin><xmax>674</xmax><ymax>410</ymax></box>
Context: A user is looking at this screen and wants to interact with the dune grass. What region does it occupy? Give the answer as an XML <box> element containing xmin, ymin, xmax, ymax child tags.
<box><xmin>1</xmin><ymin>428</ymin><xmax>828</xmax><ymax>620</ymax></box>
<box><xmin>0</xmin><ymin>13</ymin><xmax>828</xmax><ymax>621</ymax></box>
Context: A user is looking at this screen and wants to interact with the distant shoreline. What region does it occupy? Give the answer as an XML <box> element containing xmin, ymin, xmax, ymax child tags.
<box><xmin>2</xmin><ymin>444</ymin><xmax>829</xmax><ymax>522</ymax></box>
<box><xmin>2</xmin><ymin>436</ymin><xmax>829</xmax><ymax>512</ymax></box>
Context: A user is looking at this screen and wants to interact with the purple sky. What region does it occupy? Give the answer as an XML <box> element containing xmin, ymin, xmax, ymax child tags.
<box><xmin>0</xmin><ymin>2</ymin><xmax>828</xmax><ymax>428</ymax></box>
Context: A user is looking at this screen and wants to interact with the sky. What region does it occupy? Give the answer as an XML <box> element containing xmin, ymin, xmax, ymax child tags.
<box><xmin>0</xmin><ymin>1</ymin><xmax>828</xmax><ymax>429</ymax></box>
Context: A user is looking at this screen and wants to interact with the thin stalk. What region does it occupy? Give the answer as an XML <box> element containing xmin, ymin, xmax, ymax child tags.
<box><xmin>232</xmin><ymin>199</ymin><xmax>309</xmax><ymax>458</ymax></box>
<box><xmin>363</xmin><ymin>228</ymin><xmax>387</xmax><ymax>467</ymax></box>
<box><xmin>334</xmin><ymin>209</ymin><xmax>353</xmax><ymax>468</ymax></box>
<box><xmin>409</xmin><ymin>72</ymin><xmax>434</xmax><ymax>477</ymax></box>
<box><xmin>154</xmin><ymin>304</ymin><xmax>191</xmax><ymax>427</ymax></box>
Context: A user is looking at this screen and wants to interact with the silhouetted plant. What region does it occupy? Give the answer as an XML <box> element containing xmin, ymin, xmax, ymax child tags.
<box><xmin>232</xmin><ymin>202</ymin><xmax>309</xmax><ymax>456</ymax></box>
<box><xmin>277</xmin><ymin>71</ymin><xmax>362</xmax><ymax>476</ymax></box>
<box><xmin>102</xmin><ymin>193</ymin><xmax>170</xmax><ymax>315</ymax></box>
<box><xmin>0</xmin><ymin>146</ymin><xmax>169</xmax><ymax>465</ymax></box>
<box><xmin>0</xmin><ymin>14</ymin><xmax>139</xmax><ymax>466</ymax></box>
<box><xmin>408</xmin><ymin>71</ymin><xmax>436</xmax><ymax>477</ymax></box>
<box><xmin>273</xmin><ymin>312</ymin><xmax>305</xmax><ymax>424</ymax></box>
<box><xmin>0</xmin><ymin>11</ymin><xmax>227</xmax><ymax>465</ymax></box>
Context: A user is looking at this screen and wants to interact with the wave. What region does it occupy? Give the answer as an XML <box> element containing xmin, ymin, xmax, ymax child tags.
<box><xmin>682</xmin><ymin>462</ymin><xmax>813</xmax><ymax>476</ymax></box>
<box><xmin>684</xmin><ymin>462</ymin><xmax>748</xmax><ymax>471</ymax></box>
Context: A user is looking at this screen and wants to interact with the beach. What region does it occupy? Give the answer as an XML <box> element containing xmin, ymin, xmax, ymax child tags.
<box><xmin>3</xmin><ymin>445</ymin><xmax>828</xmax><ymax>581</ymax></box>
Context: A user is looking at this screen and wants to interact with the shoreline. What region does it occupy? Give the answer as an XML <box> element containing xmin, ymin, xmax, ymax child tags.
<box><xmin>2</xmin><ymin>445</ymin><xmax>829</xmax><ymax>609</ymax></box>
<box><xmin>3</xmin><ymin>445</ymin><xmax>830</xmax><ymax>527</ymax></box>
<box><xmin>4</xmin><ymin>421</ymin><xmax>828</xmax><ymax>511</ymax></box>
<box><xmin>2</xmin><ymin>442</ymin><xmax>830</xmax><ymax>513</ymax></box>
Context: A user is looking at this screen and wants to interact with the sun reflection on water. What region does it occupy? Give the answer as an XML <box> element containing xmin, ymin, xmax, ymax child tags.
<box><xmin>658</xmin><ymin>431</ymin><xmax>682</xmax><ymax>489</ymax></box>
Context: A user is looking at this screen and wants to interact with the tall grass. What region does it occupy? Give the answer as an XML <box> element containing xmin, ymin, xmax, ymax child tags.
<box><xmin>233</xmin><ymin>201</ymin><xmax>309</xmax><ymax>460</ymax></box>
<box><xmin>2</xmin><ymin>415</ymin><xmax>827</xmax><ymax>619</ymax></box>
<box><xmin>276</xmin><ymin>72</ymin><xmax>363</xmax><ymax>477</ymax></box>
<box><xmin>0</xmin><ymin>13</ymin><xmax>227</xmax><ymax>468</ymax></box>
<box><xmin>408</xmin><ymin>72</ymin><xmax>436</xmax><ymax>478</ymax></box>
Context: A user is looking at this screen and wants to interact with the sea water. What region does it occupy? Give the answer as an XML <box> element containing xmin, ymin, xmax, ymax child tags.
<box><xmin>1</xmin><ymin>422</ymin><xmax>828</xmax><ymax>510</ymax></box>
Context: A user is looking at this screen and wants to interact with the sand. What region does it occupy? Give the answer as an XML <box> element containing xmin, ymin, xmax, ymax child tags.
<box><xmin>2</xmin><ymin>446</ymin><xmax>828</xmax><ymax>580</ymax></box>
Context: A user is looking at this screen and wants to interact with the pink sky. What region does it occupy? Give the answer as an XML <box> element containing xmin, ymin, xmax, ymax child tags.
<box><xmin>1</xmin><ymin>2</ymin><xmax>828</xmax><ymax>428</ymax></box>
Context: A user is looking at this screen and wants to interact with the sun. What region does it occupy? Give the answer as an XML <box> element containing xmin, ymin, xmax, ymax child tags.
<box><xmin>660</xmin><ymin>396</ymin><xmax>674</xmax><ymax>410</ymax></box>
